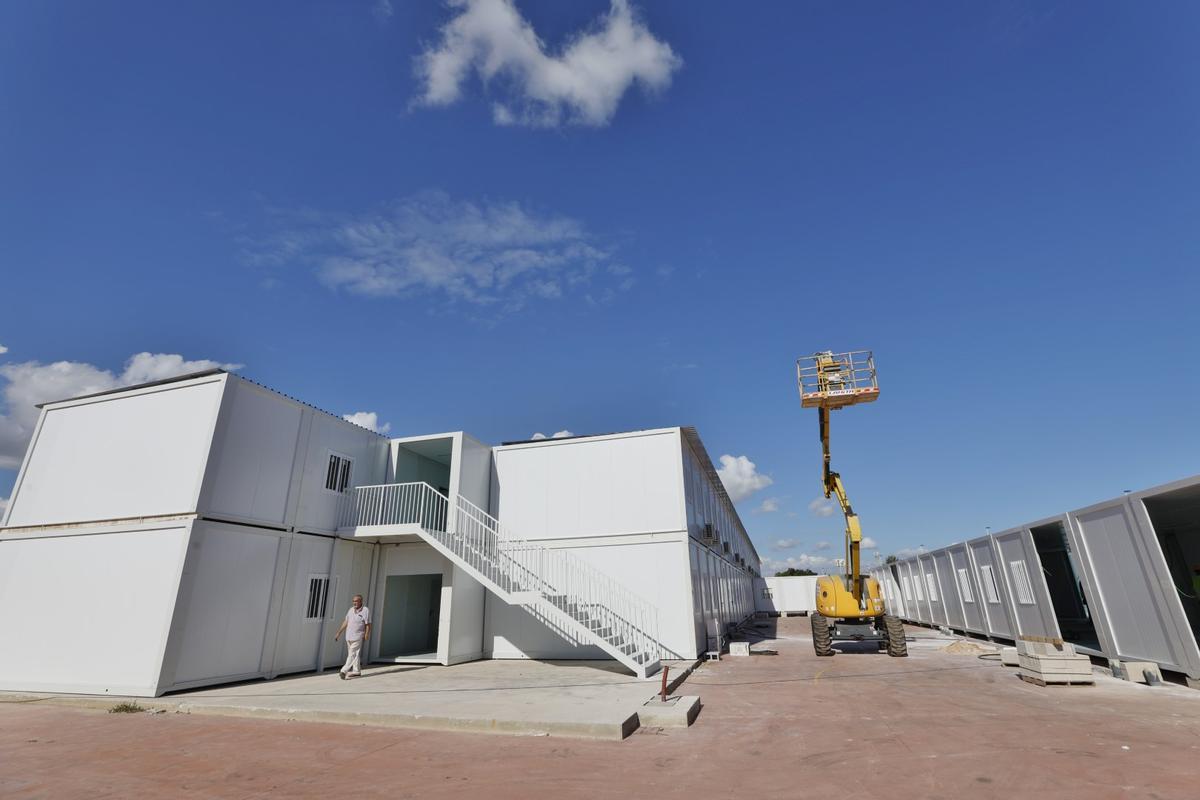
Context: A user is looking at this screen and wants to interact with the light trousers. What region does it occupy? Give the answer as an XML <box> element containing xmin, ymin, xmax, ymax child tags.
<box><xmin>341</xmin><ymin>639</ymin><xmax>363</xmax><ymax>675</ymax></box>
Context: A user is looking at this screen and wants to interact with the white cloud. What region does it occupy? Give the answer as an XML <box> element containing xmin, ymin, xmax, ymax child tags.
<box><xmin>416</xmin><ymin>0</ymin><xmax>682</xmax><ymax>128</ymax></box>
<box><xmin>861</xmin><ymin>536</ymin><xmax>877</xmax><ymax>549</ymax></box>
<box><xmin>0</xmin><ymin>344</ymin><xmax>8</xmax><ymax>355</ymax></box>
<box><xmin>252</xmin><ymin>192</ymin><xmax>629</xmax><ymax>313</ymax></box>
<box><xmin>808</xmin><ymin>497</ymin><xmax>836</xmax><ymax>518</ymax></box>
<box><xmin>715</xmin><ymin>454</ymin><xmax>773</xmax><ymax>502</ymax></box>
<box><xmin>529</xmin><ymin>429</ymin><xmax>573</xmax><ymax>441</ymax></box>
<box><xmin>372</xmin><ymin>0</ymin><xmax>394</xmax><ymax>21</ymax></box>
<box><xmin>814</xmin><ymin>540</ymin><xmax>832</xmax><ymax>552</ymax></box>
<box><xmin>343</xmin><ymin>411</ymin><xmax>392</xmax><ymax>434</ymax></box>
<box><xmin>0</xmin><ymin>353</ymin><xmax>239</xmax><ymax>469</ymax></box>
<box><xmin>893</xmin><ymin>547</ymin><xmax>924</xmax><ymax>559</ymax></box>
<box><xmin>774</xmin><ymin>538</ymin><xmax>798</xmax><ymax>550</ymax></box>
<box><xmin>753</xmin><ymin>497</ymin><xmax>779</xmax><ymax>514</ymax></box>
<box><xmin>761</xmin><ymin>553</ymin><xmax>834</xmax><ymax>575</ymax></box>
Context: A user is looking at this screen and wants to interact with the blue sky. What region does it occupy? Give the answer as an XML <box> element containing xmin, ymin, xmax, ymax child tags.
<box><xmin>2</xmin><ymin>1</ymin><xmax>1197</xmax><ymax>573</ymax></box>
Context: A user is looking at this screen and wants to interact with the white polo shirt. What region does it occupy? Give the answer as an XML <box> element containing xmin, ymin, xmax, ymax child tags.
<box><xmin>344</xmin><ymin>606</ymin><xmax>371</xmax><ymax>642</ymax></box>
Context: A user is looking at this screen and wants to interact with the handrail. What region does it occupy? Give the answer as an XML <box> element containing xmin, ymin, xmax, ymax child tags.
<box><xmin>337</xmin><ymin>481</ymin><xmax>663</xmax><ymax>665</ymax></box>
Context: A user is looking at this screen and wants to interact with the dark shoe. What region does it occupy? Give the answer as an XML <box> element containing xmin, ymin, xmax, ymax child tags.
<box><xmin>339</xmin><ymin>671</ymin><xmax>347</xmax><ymax>680</ymax></box>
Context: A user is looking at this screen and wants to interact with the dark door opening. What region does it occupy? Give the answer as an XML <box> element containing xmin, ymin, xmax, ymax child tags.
<box><xmin>1143</xmin><ymin>486</ymin><xmax>1200</xmax><ymax>644</ymax></box>
<box><xmin>379</xmin><ymin>573</ymin><xmax>442</xmax><ymax>659</ymax></box>
<box><xmin>1030</xmin><ymin>522</ymin><xmax>1100</xmax><ymax>650</ymax></box>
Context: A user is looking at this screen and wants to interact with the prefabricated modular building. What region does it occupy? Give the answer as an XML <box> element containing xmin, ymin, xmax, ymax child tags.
<box><xmin>874</xmin><ymin>475</ymin><xmax>1200</xmax><ymax>686</ymax></box>
<box><xmin>0</xmin><ymin>370</ymin><xmax>761</xmax><ymax>696</ymax></box>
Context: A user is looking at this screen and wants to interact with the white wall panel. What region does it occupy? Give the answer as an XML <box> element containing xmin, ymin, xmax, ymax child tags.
<box><xmin>0</xmin><ymin>525</ymin><xmax>189</xmax><ymax>695</ymax></box>
<box><xmin>294</xmin><ymin>412</ymin><xmax>389</xmax><ymax>534</ymax></box>
<box><xmin>166</xmin><ymin>522</ymin><xmax>282</xmax><ymax>686</ymax></box>
<box><xmin>488</xmin><ymin>538</ymin><xmax>696</xmax><ymax>660</ymax></box>
<box><xmin>755</xmin><ymin>576</ymin><xmax>818</xmax><ymax>614</ymax></box>
<box><xmin>272</xmin><ymin>533</ymin><xmax>336</xmax><ymax>674</ymax></box>
<box><xmin>5</xmin><ymin>378</ymin><xmax>225</xmax><ymax>527</ymax></box>
<box><xmin>201</xmin><ymin>379</ymin><xmax>303</xmax><ymax>527</ymax></box>
<box><xmin>492</xmin><ymin>430</ymin><xmax>685</xmax><ymax>540</ymax></box>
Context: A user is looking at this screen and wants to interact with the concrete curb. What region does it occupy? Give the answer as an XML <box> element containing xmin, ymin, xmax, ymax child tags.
<box><xmin>1</xmin><ymin>691</ymin><xmax>642</xmax><ymax>741</ymax></box>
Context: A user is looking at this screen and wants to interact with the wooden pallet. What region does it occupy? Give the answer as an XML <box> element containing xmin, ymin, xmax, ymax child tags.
<box><xmin>1019</xmin><ymin>673</ymin><xmax>1094</xmax><ymax>688</ymax></box>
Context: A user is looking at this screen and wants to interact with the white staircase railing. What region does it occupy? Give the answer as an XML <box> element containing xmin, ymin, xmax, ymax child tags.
<box><xmin>337</xmin><ymin>482</ymin><xmax>662</xmax><ymax>677</ymax></box>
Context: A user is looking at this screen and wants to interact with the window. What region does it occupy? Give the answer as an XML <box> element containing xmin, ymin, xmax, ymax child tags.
<box><xmin>913</xmin><ymin>573</ymin><xmax>925</xmax><ymax>601</ymax></box>
<box><xmin>901</xmin><ymin>576</ymin><xmax>912</xmax><ymax>601</ymax></box>
<box><xmin>305</xmin><ymin>575</ymin><xmax>331</xmax><ymax>620</ymax></box>
<box><xmin>762</xmin><ymin>588</ymin><xmax>773</xmax><ymax>599</ymax></box>
<box><xmin>957</xmin><ymin>568</ymin><xmax>975</xmax><ymax>603</ymax></box>
<box><xmin>979</xmin><ymin>564</ymin><xmax>1001</xmax><ymax>604</ymax></box>
<box><xmin>1009</xmin><ymin>559</ymin><xmax>1036</xmax><ymax>605</ymax></box>
<box><xmin>325</xmin><ymin>453</ymin><xmax>353</xmax><ymax>493</ymax></box>
<box><xmin>925</xmin><ymin>573</ymin><xmax>938</xmax><ymax>602</ymax></box>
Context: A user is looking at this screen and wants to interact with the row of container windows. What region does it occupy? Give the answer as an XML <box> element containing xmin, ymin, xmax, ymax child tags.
<box><xmin>898</xmin><ymin>560</ymin><xmax>1035</xmax><ymax>608</ymax></box>
<box><xmin>694</xmin><ymin>547</ymin><xmax>754</xmax><ymax>634</ymax></box>
<box><xmin>682</xmin><ymin>445</ymin><xmax>752</xmax><ymax>566</ymax></box>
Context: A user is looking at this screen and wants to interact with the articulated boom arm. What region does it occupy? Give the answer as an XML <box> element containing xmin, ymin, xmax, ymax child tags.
<box><xmin>819</xmin><ymin>407</ymin><xmax>862</xmax><ymax>601</ymax></box>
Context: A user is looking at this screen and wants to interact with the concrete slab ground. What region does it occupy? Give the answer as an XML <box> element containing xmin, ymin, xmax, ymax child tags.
<box><xmin>3</xmin><ymin>617</ymin><xmax>1199</xmax><ymax>799</ymax></box>
<box><xmin>0</xmin><ymin>658</ymin><xmax>700</xmax><ymax>741</ymax></box>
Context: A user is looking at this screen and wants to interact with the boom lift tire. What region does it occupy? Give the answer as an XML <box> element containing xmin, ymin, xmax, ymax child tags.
<box><xmin>884</xmin><ymin>614</ymin><xmax>908</xmax><ymax>657</ymax></box>
<box><xmin>811</xmin><ymin>612</ymin><xmax>834</xmax><ymax>657</ymax></box>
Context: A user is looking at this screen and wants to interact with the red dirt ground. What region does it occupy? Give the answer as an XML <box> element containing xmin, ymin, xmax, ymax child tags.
<box><xmin>3</xmin><ymin>618</ymin><xmax>1197</xmax><ymax>799</ymax></box>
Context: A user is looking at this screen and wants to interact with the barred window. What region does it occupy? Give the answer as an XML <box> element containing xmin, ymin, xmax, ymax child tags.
<box><xmin>305</xmin><ymin>575</ymin><xmax>330</xmax><ymax>620</ymax></box>
<box><xmin>1009</xmin><ymin>560</ymin><xmax>1036</xmax><ymax>605</ymax></box>
<box><xmin>325</xmin><ymin>453</ymin><xmax>353</xmax><ymax>492</ymax></box>
<box><xmin>957</xmin><ymin>568</ymin><xmax>975</xmax><ymax>604</ymax></box>
<box><xmin>979</xmin><ymin>564</ymin><xmax>1001</xmax><ymax>604</ymax></box>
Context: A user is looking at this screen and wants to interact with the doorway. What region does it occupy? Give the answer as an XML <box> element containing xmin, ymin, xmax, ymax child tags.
<box><xmin>1030</xmin><ymin>522</ymin><xmax>1100</xmax><ymax>650</ymax></box>
<box><xmin>1143</xmin><ymin>485</ymin><xmax>1200</xmax><ymax>644</ymax></box>
<box><xmin>379</xmin><ymin>574</ymin><xmax>442</xmax><ymax>660</ymax></box>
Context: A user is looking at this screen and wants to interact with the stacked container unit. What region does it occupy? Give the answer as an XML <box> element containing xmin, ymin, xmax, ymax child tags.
<box><xmin>883</xmin><ymin>474</ymin><xmax>1200</xmax><ymax>685</ymax></box>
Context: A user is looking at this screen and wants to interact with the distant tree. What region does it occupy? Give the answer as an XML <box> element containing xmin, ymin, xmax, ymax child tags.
<box><xmin>885</xmin><ymin>554</ymin><xmax>898</xmax><ymax>564</ymax></box>
<box><xmin>775</xmin><ymin>567</ymin><xmax>817</xmax><ymax>577</ymax></box>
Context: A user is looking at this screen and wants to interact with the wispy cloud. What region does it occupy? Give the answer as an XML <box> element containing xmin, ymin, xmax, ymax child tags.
<box><xmin>814</xmin><ymin>540</ymin><xmax>832</xmax><ymax>552</ymax></box>
<box><xmin>415</xmin><ymin>0</ymin><xmax>682</xmax><ymax>127</ymax></box>
<box><xmin>246</xmin><ymin>192</ymin><xmax>632</xmax><ymax>315</ymax></box>
<box><xmin>343</xmin><ymin>411</ymin><xmax>391</xmax><ymax>434</ymax></box>
<box><xmin>753</xmin><ymin>497</ymin><xmax>780</xmax><ymax>514</ymax></box>
<box><xmin>774</xmin><ymin>538</ymin><xmax>798</xmax><ymax>550</ymax></box>
<box><xmin>0</xmin><ymin>353</ymin><xmax>240</xmax><ymax>469</ymax></box>
<box><xmin>861</xmin><ymin>536</ymin><xmax>877</xmax><ymax>549</ymax></box>
<box><xmin>716</xmin><ymin>454</ymin><xmax>773</xmax><ymax>503</ymax></box>
<box><xmin>372</xmin><ymin>0</ymin><xmax>394</xmax><ymax>22</ymax></box>
<box><xmin>530</xmin><ymin>429</ymin><xmax>573</xmax><ymax>440</ymax></box>
<box><xmin>761</xmin><ymin>553</ymin><xmax>834</xmax><ymax>575</ymax></box>
<box><xmin>808</xmin><ymin>497</ymin><xmax>836</xmax><ymax>518</ymax></box>
<box><xmin>0</xmin><ymin>345</ymin><xmax>8</xmax><ymax>355</ymax></box>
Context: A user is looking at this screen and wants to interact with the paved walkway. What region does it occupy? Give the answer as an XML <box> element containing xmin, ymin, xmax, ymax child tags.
<box><xmin>2</xmin><ymin>658</ymin><xmax>694</xmax><ymax>740</ymax></box>
<box><xmin>3</xmin><ymin>618</ymin><xmax>1199</xmax><ymax>799</ymax></box>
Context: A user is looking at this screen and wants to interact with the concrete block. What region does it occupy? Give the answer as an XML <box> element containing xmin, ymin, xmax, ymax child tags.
<box><xmin>1000</xmin><ymin>647</ymin><xmax>1019</xmax><ymax>667</ymax></box>
<box><xmin>1111</xmin><ymin>660</ymin><xmax>1164</xmax><ymax>685</ymax></box>
<box><xmin>729</xmin><ymin>641</ymin><xmax>751</xmax><ymax>657</ymax></box>
<box><xmin>639</xmin><ymin>695</ymin><xmax>701</xmax><ymax>728</ymax></box>
<box><xmin>1017</xmin><ymin>639</ymin><xmax>1075</xmax><ymax>658</ymax></box>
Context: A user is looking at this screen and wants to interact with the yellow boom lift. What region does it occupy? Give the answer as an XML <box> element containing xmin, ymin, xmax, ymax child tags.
<box><xmin>797</xmin><ymin>351</ymin><xmax>906</xmax><ymax>657</ymax></box>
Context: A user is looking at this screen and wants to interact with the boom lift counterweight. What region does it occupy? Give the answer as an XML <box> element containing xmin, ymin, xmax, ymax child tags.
<box><xmin>797</xmin><ymin>351</ymin><xmax>906</xmax><ymax>658</ymax></box>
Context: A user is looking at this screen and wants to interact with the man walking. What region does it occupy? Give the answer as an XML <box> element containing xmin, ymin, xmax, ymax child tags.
<box><xmin>333</xmin><ymin>594</ymin><xmax>371</xmax><ymax>679</ymax></box>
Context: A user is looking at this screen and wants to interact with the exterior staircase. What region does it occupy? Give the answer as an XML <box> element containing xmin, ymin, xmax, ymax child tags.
<box><xmin>337</xmin><ymin>482</ymin><xmax>663</xmax><ymax>679</ymax></box>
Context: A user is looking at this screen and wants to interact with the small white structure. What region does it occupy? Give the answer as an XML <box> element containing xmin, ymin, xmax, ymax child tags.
<box><xmin>0</xmin><ymin>370</ymin><xmax>760</xmax><ymax>696</ymax></box>
<box><xmin>754</xmin><ymin>576</ymin><xmax>818</xmax><ymax>615</ymax></box>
